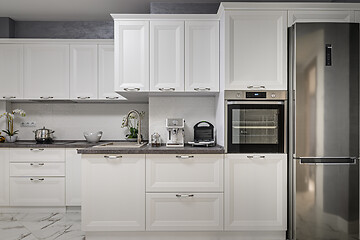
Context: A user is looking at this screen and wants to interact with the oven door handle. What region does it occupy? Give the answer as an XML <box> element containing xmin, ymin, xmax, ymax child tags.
<box><xmin>227</xmin><ymin>101</ymin><xmax>284</xmax><ymax>105</ymax></box>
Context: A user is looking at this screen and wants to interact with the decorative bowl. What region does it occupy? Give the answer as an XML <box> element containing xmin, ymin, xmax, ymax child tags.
<box><xmin>84</xmin><ymin>131</ymin><xmax>103</xmax><ymax>143</ymax></box>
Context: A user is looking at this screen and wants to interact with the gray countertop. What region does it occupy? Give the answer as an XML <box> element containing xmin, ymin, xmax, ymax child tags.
<box><xmin>0</xmin><ymin>140</ymin><xmax>225</xmax><ymax>154</ymax></box>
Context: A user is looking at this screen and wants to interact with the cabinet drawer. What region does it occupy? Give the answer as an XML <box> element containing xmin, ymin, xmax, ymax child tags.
<box><xmin>10</xmin><ymin>148</ymin><xmax>65</xmax><ymax>162</ymax></box>
<box><xmin>146</xmin><ymin>193</ymin><xmax>223</xmax><ymax>231</ymax></box>
<box><xmin>10</xmin><ymin>162</ymin><xmax>65</xmax><ymax>176</ymax></box>
<box><xmin>10</xmin><ymin>177</ymin><xmax>65</xmax><ymax>206</ymax></box>
<box><xmin>146</xmin><ymin>154</ymin><xmax>223</xmax><ymax>192</ymax></box>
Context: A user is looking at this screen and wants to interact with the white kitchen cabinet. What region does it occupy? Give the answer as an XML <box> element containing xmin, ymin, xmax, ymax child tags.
<box><xmin>225</xmin><ymin>154</ymin><xmax>287</xmax><ymax>231</ymax></box>
<box><xmin>10</xmin><ymin>177</ymin><xmax>65</xmax><ymax>206</ymax></box>
<box><xmin>185</xmin><ymin>21</ymin><xmax>219</xmax><ymax>92</ymax></box>
<box><xmin>0</xmin><ymin>44</ymin><xmax>23</xmax><ymax>99</ymax></box>
<box><xmin>10</xmin><ymin>148</ymin><xmax>65</xmax><ymax>162</ymax></box>
<box><xmin>70</xmin><ymin>44</ymin><xmax>98</xmax><ymax>100</ymax></box>
<box><xmin>114</xmin><ymin>21</ymin><xmax>149</xmax><ymax>92</ymax></box>
<box><xmin>146</xmin><ymin>154</ymin><xmax>223</xmax><ymax>192</ymax></box>
<box><xmin>82</xmin><ymin>154</ymin><xmax>145</xmax><ymax>231</ymax></box>
<box><xmin>355</xmin><ymin>11</ymin><xmax>360</xmax><ymax>23</ymax></box>
<box><xmin>98</xmin><ymin>44</ymin><xmax>121</xmax><ymax>100</ymax></box>
<box><xmin>23</xmin><ymin>44</ymin><xmax>70</xmax><ymax>99</ymax></box>
<box><xmin>10</xmin><ymin>162</ymin><xmax>65</xmax><ymax>177</ymax></box>
<box><xmin>225</xmin><ymin>11</ymin><xmax>287</xmax><ymax>90</ymax></box>
<box><xmin>288</xmin><ymin>10</ymin><xmax>354</xmax><ymax>27</ymax></box>
<box><xmin>146</xmin><ymin>193</ymin><xmax>223</xmax><ymax>231</ymax></box>
<box><xmin>0</xmin><ymin>149</ymin><xmax>9</xmax><ymax>206</ymax></box>
<box><xmin>65</xmin><ymin>149</ymin><xmax>81</xmax><ymax>206</ymax></box>
<box><xmin>150</xmin><ymin>21</ymin><xmax>184</xmax><ymax>92</ymax></box>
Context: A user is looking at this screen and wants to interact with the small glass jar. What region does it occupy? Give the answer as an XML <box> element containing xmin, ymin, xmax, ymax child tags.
<box><xmin>151</xmin><ymin>132</ymin><xmax>161</xmax><ymax>147</ymax></box>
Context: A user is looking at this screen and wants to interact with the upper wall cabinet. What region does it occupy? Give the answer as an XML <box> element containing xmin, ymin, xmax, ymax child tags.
<box><xmin>114</xmin><ymin>21</ymin><xmax>150</xmax><ymax>92</ymax></box>
<box><xmin>0</xmin><ymin>44</ymin><xmax>23</xmax><ymax>100</ymax></box>
<box><xmin>288</xmin><ymin>10</ymin><xmax>354</xmax><ymax>27</ymax></box>
<box><xmin>225</xmin><ymin>11</ymin><xmax>287</xmax><ymax>90</ymax></box>
<box><xmin>150</xmin><ymin>21</ymin><xmax>184</xmax><ymax>92</ymax></box>
<box><xmin>23</xmin><ymin>44</ymin><xmax>70</xmax><ymax>99</ymax></box>
<box><xmin>98</xmin><ymin>45</ymin><xmax>122</xmax><ymax>100</ymax></box>
<box><xmin>70</xmin><ymin>45</ymin><xmax>98</xmax><ymax>100</ymax></box>
<box><xmin>185</xmin><ymin>21</ymin><xmax>219</xmax><ymax>92</ymax></box>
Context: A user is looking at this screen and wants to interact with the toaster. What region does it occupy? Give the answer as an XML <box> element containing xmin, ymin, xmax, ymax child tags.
<box><xmin>189</xmin><ymin>121</ymin><xmax>215</xmax><ymax>147</ymax></box>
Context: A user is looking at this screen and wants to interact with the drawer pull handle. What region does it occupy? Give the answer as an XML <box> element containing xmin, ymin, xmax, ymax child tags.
<box><xmin>30</xmin><ymin>163</ymin><xmax>45</xmax><ymax>166</ymax></box>
<box><xmin>2</xmin><ymin>96</ymin><xmax>16</xmax><ymax>99</ymax></box>
<box><xmin>104</xmin><ymin>155</ymin><xmax>122</xmax><ymax>159</ymax></box>
<box><xmin>105</xmin><ymin>96</ymin><xmax>119</xmax><ymax>100</ymax></box>
<box><xmin>247</xmin><ymin>155</ymin><xmax>266</xmax><ymax>159</ymax></box>
<box><xmin>247</xmin><ymin>85</ymin><xmax>265</xmax><ymax>89</ymax></box>
<box><xmin>77</xmin><ymin>96</ymin><xmax>91</xmax><ymax>99</ymax></box>
<box><xmin>30</xmin><ymin>148</ymin><xmax>45</xmax><ymax>152</ymax></box>
<box><xmin>194</xmin><ymin>88</ymin><xmax>210</xmax><ymax>91</ymax></box>
<box><xmin>159</xmin><ymin>88</ymin><xmax>175</xmax><ymax>92</ymax></box>
<box><xmin>30</xmin><ymin>178</ymin><xmax>44</xmax><ymax>181</ymax></box>
<box><xmin>124</xmin><ymin>88</ymin><xmax>140</xmax><ymax>92</ymax></box>
<box><xmin>176</xmin><ymin>155</ymin><xmax>194</xmax><ymax>159</ymax></box>
<box><xmin>176</xmin><ymin>194</ymin><xmax>194</xmax><ymax>198</ymax></box>
<box><xmin>40</xmin><ymin>96</ymin><xmax>54</xmax><ymax>99</ymax></box>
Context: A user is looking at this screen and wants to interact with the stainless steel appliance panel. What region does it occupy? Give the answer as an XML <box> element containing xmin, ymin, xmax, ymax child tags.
<box><xmin>294</xmin><ymin>23</ymin><xmax>359</xmax><ymax>158</ymax></box>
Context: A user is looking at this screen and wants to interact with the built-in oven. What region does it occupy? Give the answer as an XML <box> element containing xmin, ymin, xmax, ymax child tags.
<box><xmin>225</xmin><ymin>90</ymin><xmax>287</xmax><ymax>153</ymax></box>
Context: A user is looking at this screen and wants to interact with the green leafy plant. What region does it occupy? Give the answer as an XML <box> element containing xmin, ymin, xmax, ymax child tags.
<box><xmin>0</xmin><ymin>109</ymin><xmax>26</xmax><ymax>136</ymax></box>
<box><xmin>121</xmin><ymin>111</ymin><xmax>145</xmax><ymax>139</ymax></box>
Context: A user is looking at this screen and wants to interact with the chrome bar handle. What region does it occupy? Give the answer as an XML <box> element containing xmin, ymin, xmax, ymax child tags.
<box><xmin>30</xmin><ymin>148</ymin><xmax>45</xmax><ymax>152</ymax></box>
<box><xmin>30</xmin><ymin>163</ymin><xmax>45</xmax><ymax>166</ymax></box>
<box><xmin>194</xmin><ymin>88</ymin><xmax>210</xmax><ymax>91</ymax></box>
<box><xmin>123</xmin><ymin>88</ymin><xmax>140</xmax><ymax>92</ymax></box>
<box><xmin>247</xmin><ymin>155</ymin><xmax>266</xmax><ymax>159</ymax></box>
<box><xmin>176</xmin><ymin>194</ymin><xmax>194</xmax><ymax>198</ymax></box>
<box><xmin>40</xmin><ymin>96</ymin><xmax>54</xmax><ymax>99</ymax></box>
<box><xmin>247</xmin><ymin>85</ymin><xmax>266</xmax><ymax>89</ymax></box>
<box><xmin>77</xmin><ymin>96</ymin><xmax>91</xmax><ymax>99</ymax></box>
<box><xmin>104</xmin><ymin>155</ymin><xmax>122</xmax><ymax>159</ymax></box>
<box><xmin>2</xmin><ymin>96</ymin><xmax>16</xmax><ymax>99</ymax></box>
<box><xmin>159</xmin><ymin>88</ymin><xmax>175</xmax><ymax>92</ymax></box>
<box><xmin>106</xmin><ymin>96</ymin><xmax>119</xmax><ymax>100</ymax></box>
<box><xmin>298</xmin><ymin>157</ymin><xmax>357</xmax><ymax>165</ymax></box>
<box><xmin>176</xmin><ymin>155</ymin><xmax>194</xmax><ymax>159</ymax></box>
<box><xmin>30</xmin><ymin>178</ymin><xmax>45</xmax><ymax>181</ymax></box>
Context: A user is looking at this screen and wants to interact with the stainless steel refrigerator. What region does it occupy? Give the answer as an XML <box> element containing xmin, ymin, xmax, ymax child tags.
<box><xmin>289</xmin><ymin>23</ymin><xmax>359</xmax><ymax>240</ymax></box>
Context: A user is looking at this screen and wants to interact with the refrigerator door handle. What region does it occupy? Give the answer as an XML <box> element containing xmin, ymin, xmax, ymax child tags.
<box><xmin>297</xmin><ymin>157</ymin><xmax>358</xmax><ymax>165</ymax></box>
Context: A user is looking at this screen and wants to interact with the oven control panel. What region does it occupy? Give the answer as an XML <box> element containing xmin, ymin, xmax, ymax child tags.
<box><xmin>225</xmin><ymin>90</ymin><xmax>287</xmax><ymax>100</ymax></box>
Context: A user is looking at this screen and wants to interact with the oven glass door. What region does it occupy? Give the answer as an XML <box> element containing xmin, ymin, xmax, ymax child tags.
<box><xmin>227</xmin><ymin>102</ymin><xmax>285</xmax><ymax>153</ymax></box>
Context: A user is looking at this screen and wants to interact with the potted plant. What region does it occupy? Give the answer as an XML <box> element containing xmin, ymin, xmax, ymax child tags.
<box><xmin>121</xmin><ymin>111</ymin><xmax>145</xmax><ymax>140</ymax></box>
<box><xmin>0</xmin><ymin>109</ymin><xmax>26</xmax><ymax>143</ymax></box>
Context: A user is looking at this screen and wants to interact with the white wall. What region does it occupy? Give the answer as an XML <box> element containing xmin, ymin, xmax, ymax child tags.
<box><xmin>149</xmin><ymin>96</ymin><xmax>216</xmax><ymax>144</ymax></box>
<box><xmin>9</xmin><ymin>102</ymin><xmax>148</xmax><ymax>141</ymax></box>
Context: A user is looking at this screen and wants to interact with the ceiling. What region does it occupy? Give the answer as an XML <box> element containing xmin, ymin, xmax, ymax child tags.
<box><xmin>0</xmin><ymin>0</ymin><xmax>225</xmax><ymax>21</ymax></box>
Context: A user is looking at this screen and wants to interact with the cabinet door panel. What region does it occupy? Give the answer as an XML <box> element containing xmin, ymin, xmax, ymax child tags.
<box><xmin>226</xmin><ymin>11</ymin><xmax>287</xmax><ymax>90</ymax></box>
<box><xmin>70</xmin><ymin>44</ymin><xmax>98</xmax><ymax>99</ymax></box>
<box><xmin>23</xmin><ymin>44</ymin><xmax>69</xmax><ymax>99</ymax></box>
<box><xmin>0</xmin><ymin>149</ymin><xmax>9</xmax><ymax>206</ymax></box>
<box><xmin>0</xmin><ymin>44</ymin><xmax>23</xmax><ymax>99</ymax></box>
<box><xmin>150</xmin><ymin>21</ymin><xmax>184</xmax><ymax>92</ymax></box>
<box><xmin>82</xmin><ymin>154</ymin><xmax>145</xmax><ymax>231</ymax></box>
<box><xmin>65</xmin><ymin>149</ymin><xmax>81</xmax><ymax>206</ymax></box>
<box><xmin>289</xmin><ymin>10</ymin><xmax>354</xmax><ymax>27</ymax></box>
<box><xmin>115</xmin><ymin>21</ymin><xmax>149</xmax><ymax>91</ymax></box>
<box><xmin>225</xmin><ymin>154</ymin><xmax>287</xmax><ymax>231</ymax></box>
<box><xmin>185</xmin><ymin>21</ymin><xmax>219</xmax><ymax>92</ymax></box>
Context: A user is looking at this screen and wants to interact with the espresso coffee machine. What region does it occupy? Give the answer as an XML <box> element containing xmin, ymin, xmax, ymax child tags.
<box><xmin>166</xmin><ymin>118</ymin><xmax>185</xmax><ymax>147</ymax></box>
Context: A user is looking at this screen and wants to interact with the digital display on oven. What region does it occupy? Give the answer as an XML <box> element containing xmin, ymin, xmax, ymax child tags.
<box><xmin>246</xmin><ymin>92</ymin><xmax>267</xmax><ymax>98</ymax></box>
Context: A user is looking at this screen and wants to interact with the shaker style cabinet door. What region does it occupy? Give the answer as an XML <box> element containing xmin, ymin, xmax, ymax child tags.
<box><xmin>150</xmin><ymin>21</ymin><xmax>184</xmax><ymax>92</ymax></box>
<box><xmin>70</xmin><ymin>44</ymin><xmax>98</xmax><ymax>100</ymax></box>
<box><xmin>82</xmin><ymin>154</ymin><xmax>145</xmax><ymax>231</ymax></box>
<box><xmin>114</xmin><ymin>21</ymin><xmax>149</xmax><ymax>92</ymax></box>
<box><xmin>0</xmin><ymin>149</ymin><xmax>9</xmax><ymax>206</ymax></box>
<box><xmin>185</xmin><ymin>21</ymin><xmax>219</xmax><ymax>92</ymax></box>
<box><xmin>225</xmin><ymin>11</ymin><xmax>287</xmax><ymax>90</ymax></box>
<box><xmin>98</xmin><ymin>44</ymin><xmax>123</xmax><ymax>100</ymax></box>
<box><xmin>0</xmin><ymin>44</ymin><xmax>23</xmax><ymax>100</ymax></box>
<box><xmin>288</xmin><ymin>10</ymin><xmax>355</xmax><ymax>27</ymax></box>
<box><xmin>23</xmin><ymin>44</ymin><xmax>70</xmax><ymax>99</ymax></box>
<box><xmin>225</xmin><ymin>154</ymin><xmax>287</xmax><ymax>231</ymax></box>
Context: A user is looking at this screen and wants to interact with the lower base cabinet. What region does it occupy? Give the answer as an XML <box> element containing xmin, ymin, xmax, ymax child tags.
<box><xmin>82</xmin><ymin>154</ymin><xmax>145</xmax><ymax>231</ymax></box>
<box><xmin>146</xmin><ymin>193</ymin><xmax>223</xmax><ymax>231</ymax></box>
<box><xmin>225</xmin><ymin>154</ymin><xmax>287</xmax><ymax>231</ymax></box>
<box><xmin>10</xmin><ymin>177</ymin><xmax>65</xmax><ymax>206</ymax></box>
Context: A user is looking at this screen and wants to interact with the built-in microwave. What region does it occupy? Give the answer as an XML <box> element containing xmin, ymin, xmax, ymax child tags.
<box><xmin>225</xmin><ymin>90</ymin><xmax>287</xmax><ymax>153</ymax></box>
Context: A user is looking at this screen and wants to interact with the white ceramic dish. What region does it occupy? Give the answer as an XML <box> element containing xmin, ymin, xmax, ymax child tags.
<box><xmin>84</xmin><ymin>131</ymin><xmax>103</xmax><ymax>143</ymax></box>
